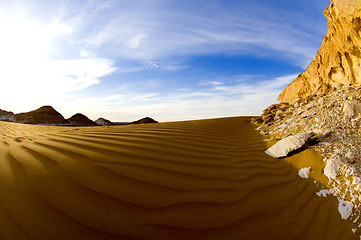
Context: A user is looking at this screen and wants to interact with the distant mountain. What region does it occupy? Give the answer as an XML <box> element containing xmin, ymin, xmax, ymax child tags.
<box><xmin>132</xmin><ymin>117</ymin><xmax>158</xmax><ymax>124</ymax></box>
<box><xmin>112</xmin><ymin>122</ymin><xmax>131</xmax><ymax>125</ymax></box>
<box><xmin>14</xmin><ymin>106</ymin><xmax>68</xmax><ymax>125</ymax></box>
<box><xmin>0</xmin><ymin>109</ymin><xmax>14</xmax><ymax>122</ymax></box>
<box><xmin>0</xmin><ymin>105</ymin><xmax>159</xmax><ymax>126</ymax></box>
<box><xmin>67</xmin><ymin>113</ymin><xmax>97</xmax><ymax>126</ymax></box>
<box><xmin>95</xmin><ymin>117</ymin><xmax>113</xmax><ymax>126</ymax></box>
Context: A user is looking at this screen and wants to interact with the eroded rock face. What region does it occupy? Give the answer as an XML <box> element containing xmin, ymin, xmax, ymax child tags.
<box><xmin>278</xmin><ymin>0</ymin><xmax>361</xmax><ymax>103</ymax></box>
<box><xmin>256</xmin><ymin>0</ymin><xmax>361</xmax><ymax>221</ymax></box>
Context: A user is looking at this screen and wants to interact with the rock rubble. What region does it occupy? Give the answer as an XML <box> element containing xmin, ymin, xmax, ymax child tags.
<box><xmin>254</xmin><ymin>84</ymin><xmax>361</xmax><ymax>211</ymax></box>
<box><xmin>255</xmin><ymin>0</ymin><xmax>361</xmax><ymax>226</ymax></box>
<box><xmin>254</xmin><ymin>84</ymin><xmax>361</xmax><ymax>180</ymax></box>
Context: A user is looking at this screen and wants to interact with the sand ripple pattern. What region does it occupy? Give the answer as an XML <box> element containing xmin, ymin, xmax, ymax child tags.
<box><xmin>0</xmin><ymin>117</ymin><xmax>357</xmax><ymax>239</ymax></box>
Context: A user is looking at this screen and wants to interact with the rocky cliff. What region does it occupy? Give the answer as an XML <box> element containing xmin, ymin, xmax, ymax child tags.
<box><xmin>254</xmin><ymin>0</ymin><xmax>361</xmax><ymax>219</ymax></box>
<box><xmin>278</xmin><ymin>0</ymin><xmax>361</xmax><ymax>103</ymax></box>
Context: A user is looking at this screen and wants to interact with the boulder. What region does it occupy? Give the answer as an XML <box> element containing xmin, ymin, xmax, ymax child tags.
<box><xmin>298</xmin><ymin>167</ymin><xmax>312</xmax><ymax>179</ymax></box>
<box><xmin>265</xmin><ymin>133</ymin><xmax>311</xmax><ymax>158</ymax></box>
<box><xmin>338</xmin><ymin>199</ymin><xmax>354</xmax><ymax>220</ymax></box>
<box><xmin>323</xmin><ymin>158</ymin><xmax>341</xmax><ymax>180</ymax></box>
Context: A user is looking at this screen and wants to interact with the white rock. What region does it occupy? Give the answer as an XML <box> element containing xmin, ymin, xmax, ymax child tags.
<box><xmin>353</xmin><ymin>177</ymin><xmax>361</xmax><ymax>185</ymax></box>
<box><xmin>298</xmin><ymin>167</ymin><xmax>311</xmax><ymax>178</ymax></box>
<box><xmin>343</xmin><ymin>101</ymin><xmax>355</xmax><ymax>118</ymax></box>
<box><xmin>355</xmin><ymin>103</ymin><xmax>361</xmax><ymax>115</ymax></box>
<box><xmin>265</xmin><ymin>133</ymin><xmax>311</xmax><ymax>158</ymax></box>
<box><xmin>316</xmin><ymin>189</ymin><xmax>332</xmax><ymax>197</ymax></box>
<box><xmin>338</xmin><ymin>199</ymin><xmax>354</xmax><ymax>220</ymax></box>
<box><xmin>318</xmin><ymin>97</ymin><xmax>325</xmax><ymax>105</ymax></box>
<box><xmin>323</xmin><ymin>158</ymin><xmax>341</xmax><ymax>180</ymax></box>
<box><xmin>277</xmin><ymin>123</ymin><xmax>287</xmax><ymax>131</ymax></box>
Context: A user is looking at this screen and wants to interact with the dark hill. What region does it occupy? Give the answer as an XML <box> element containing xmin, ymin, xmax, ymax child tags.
<box><xmin>0</xmin><ymin>109</ymin><xmax>14</xmax><ymax>122</ymax></box>
<box><xmin>95</xmin><ymin>117</ymin><xmax>113</xmax><ymax>126</ymax></box>
<box><xmin>132</xmin><ymin>117</ymin><xmax>158</xmax><ymax>124</ymax></box>
<box><xmin>67</xmin><ymin>113</ymin><xmax>97</xmax><ymax>126</ymax></box>
<box><xmin>14</xmin><ymin>106</ymin><xmax>68</xmax><ymax>125</ymax></box>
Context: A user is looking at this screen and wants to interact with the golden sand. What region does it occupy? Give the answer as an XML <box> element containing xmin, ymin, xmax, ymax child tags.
<box><xmin>0</xmin><ymin>117</ymin><xmax>358</xmax><ymax>239</ymax></box>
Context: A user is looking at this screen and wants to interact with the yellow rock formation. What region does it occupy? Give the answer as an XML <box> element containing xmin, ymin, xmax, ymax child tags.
<box><xmin>278</xmin><ymin>0</ymin><xmax>361</xmax><ymax>103</ymax></box>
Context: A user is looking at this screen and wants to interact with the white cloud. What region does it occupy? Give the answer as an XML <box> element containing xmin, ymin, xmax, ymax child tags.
<box><xmin>57</xmin><ymin>74</ymin><xmax>296</xmax><ymax>122</ymax></box>
<box><xmin>0</xmin><ymin>4</ymin><xmax>116</xmax><ymax>113</ymax></box>
<box><xmin>0</xmin><ymin>57</ymin><xmax>116</xmax><ymax>113</ymax></box>
<box><xmin>0</xmin><ymin>0</ymin><xmax>327</xmax><ymax>121</ymax></box>
<box><xmin>200</xmin><ymin>81</ymin><xmax>224</xmax><ymax>86</ymax></box>
<box><xmin>127</xmin><ymin>33</ymin><xmax>148</xmax><ymax>49</ymax></box>
<box><xmin>46</xmin><ymin>58</ymin><xmax>116</xmax><ymax>92</ymax></box>
<box><xmin>0</xmin><ymin>12</ymin><xmax>72</xmax><ymax>64</ymax></box>
<box><xmin>74</xmin><ymin>0</ymin><xmax>327</xmax><ymax>68</ymax></box>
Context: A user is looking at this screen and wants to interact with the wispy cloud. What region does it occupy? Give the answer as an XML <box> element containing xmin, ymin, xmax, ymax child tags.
<box><xmin>0</xmin><ymin>56</ymin><xmax>116</xmax><ymax>113</ymax></box>
<box><xmin>69</xmin><ymin>0</ymin><xmax>328</xmax><ymax>68</ymax></box>
<box><xmin>58</xmin><ymin>74</ymin><xmax>296</xmax><ymax>121</ymax></box>
<box><xmin>1</xmin><ymin>0</ymin><xmax>327</xmax><ymax>73</ymax></box>
<box><xmin>0</xmin><ymin>3</ymin><xmax>117</xmax><ymax>113</ymax></box>
<box><xmin>0</xmin><ymin>0</ymin><xmax>329</xmax><ymax>121</ymax></box>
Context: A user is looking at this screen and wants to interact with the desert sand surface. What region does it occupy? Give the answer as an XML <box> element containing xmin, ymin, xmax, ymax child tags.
<box><xmin>0</xmin><ymin>116</ymin><xmax>358</xmax><ymax>240</ymax></box>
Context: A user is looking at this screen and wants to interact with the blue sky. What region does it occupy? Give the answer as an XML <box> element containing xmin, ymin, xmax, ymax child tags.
<box><xmin>0</xmin><ymin>0</ymin><xmax>329</xmax><ymax>121</ymax></box>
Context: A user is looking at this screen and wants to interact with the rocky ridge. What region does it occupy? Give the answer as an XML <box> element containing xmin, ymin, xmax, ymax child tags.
<box><xmin>278</xmin><ymin>0</ymin><xmax>361</xmax><ymax>103</ymax></box>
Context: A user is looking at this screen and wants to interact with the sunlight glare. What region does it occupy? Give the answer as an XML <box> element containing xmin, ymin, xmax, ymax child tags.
<box><xmin>0</xmin><ymin>12</ymin><xmax>75</xmax><ymax>112</ymax></box>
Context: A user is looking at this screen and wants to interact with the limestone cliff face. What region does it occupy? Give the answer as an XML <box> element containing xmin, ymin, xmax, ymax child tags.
<box><xmin>278</xmin><ymin>0</ymin><xmax>361</xmax><ymax>103</ymax></box>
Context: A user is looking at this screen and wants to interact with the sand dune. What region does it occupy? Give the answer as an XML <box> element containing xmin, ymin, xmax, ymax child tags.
<box><xmin>0</xmin><ymin>117</ymin><xmax>358</xmax><ymax>239</ymax></box>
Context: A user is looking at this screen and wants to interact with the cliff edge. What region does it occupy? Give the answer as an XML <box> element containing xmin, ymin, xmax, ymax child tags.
<box><xmin>255</xmin><ymin>0</ymin><xmax>361</xmax><ymax>222</ymax></box>
<box><xmin>278</xmin><ymin>0</ymin><xmax>361</xmax><ymax>103</ymax></box>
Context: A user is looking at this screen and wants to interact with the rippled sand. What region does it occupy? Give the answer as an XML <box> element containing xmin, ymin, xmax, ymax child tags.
<box><xmin>0</xmin><ymin>117</ymin><xmax>358</xmax><ymax>239</ymax></box>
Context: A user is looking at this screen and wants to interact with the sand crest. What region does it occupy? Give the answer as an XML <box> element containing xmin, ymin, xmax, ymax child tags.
<box><xmin>0</xmin><ymin>117</ymin><xmax>358</xmax><ymax>239</ymax></box>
